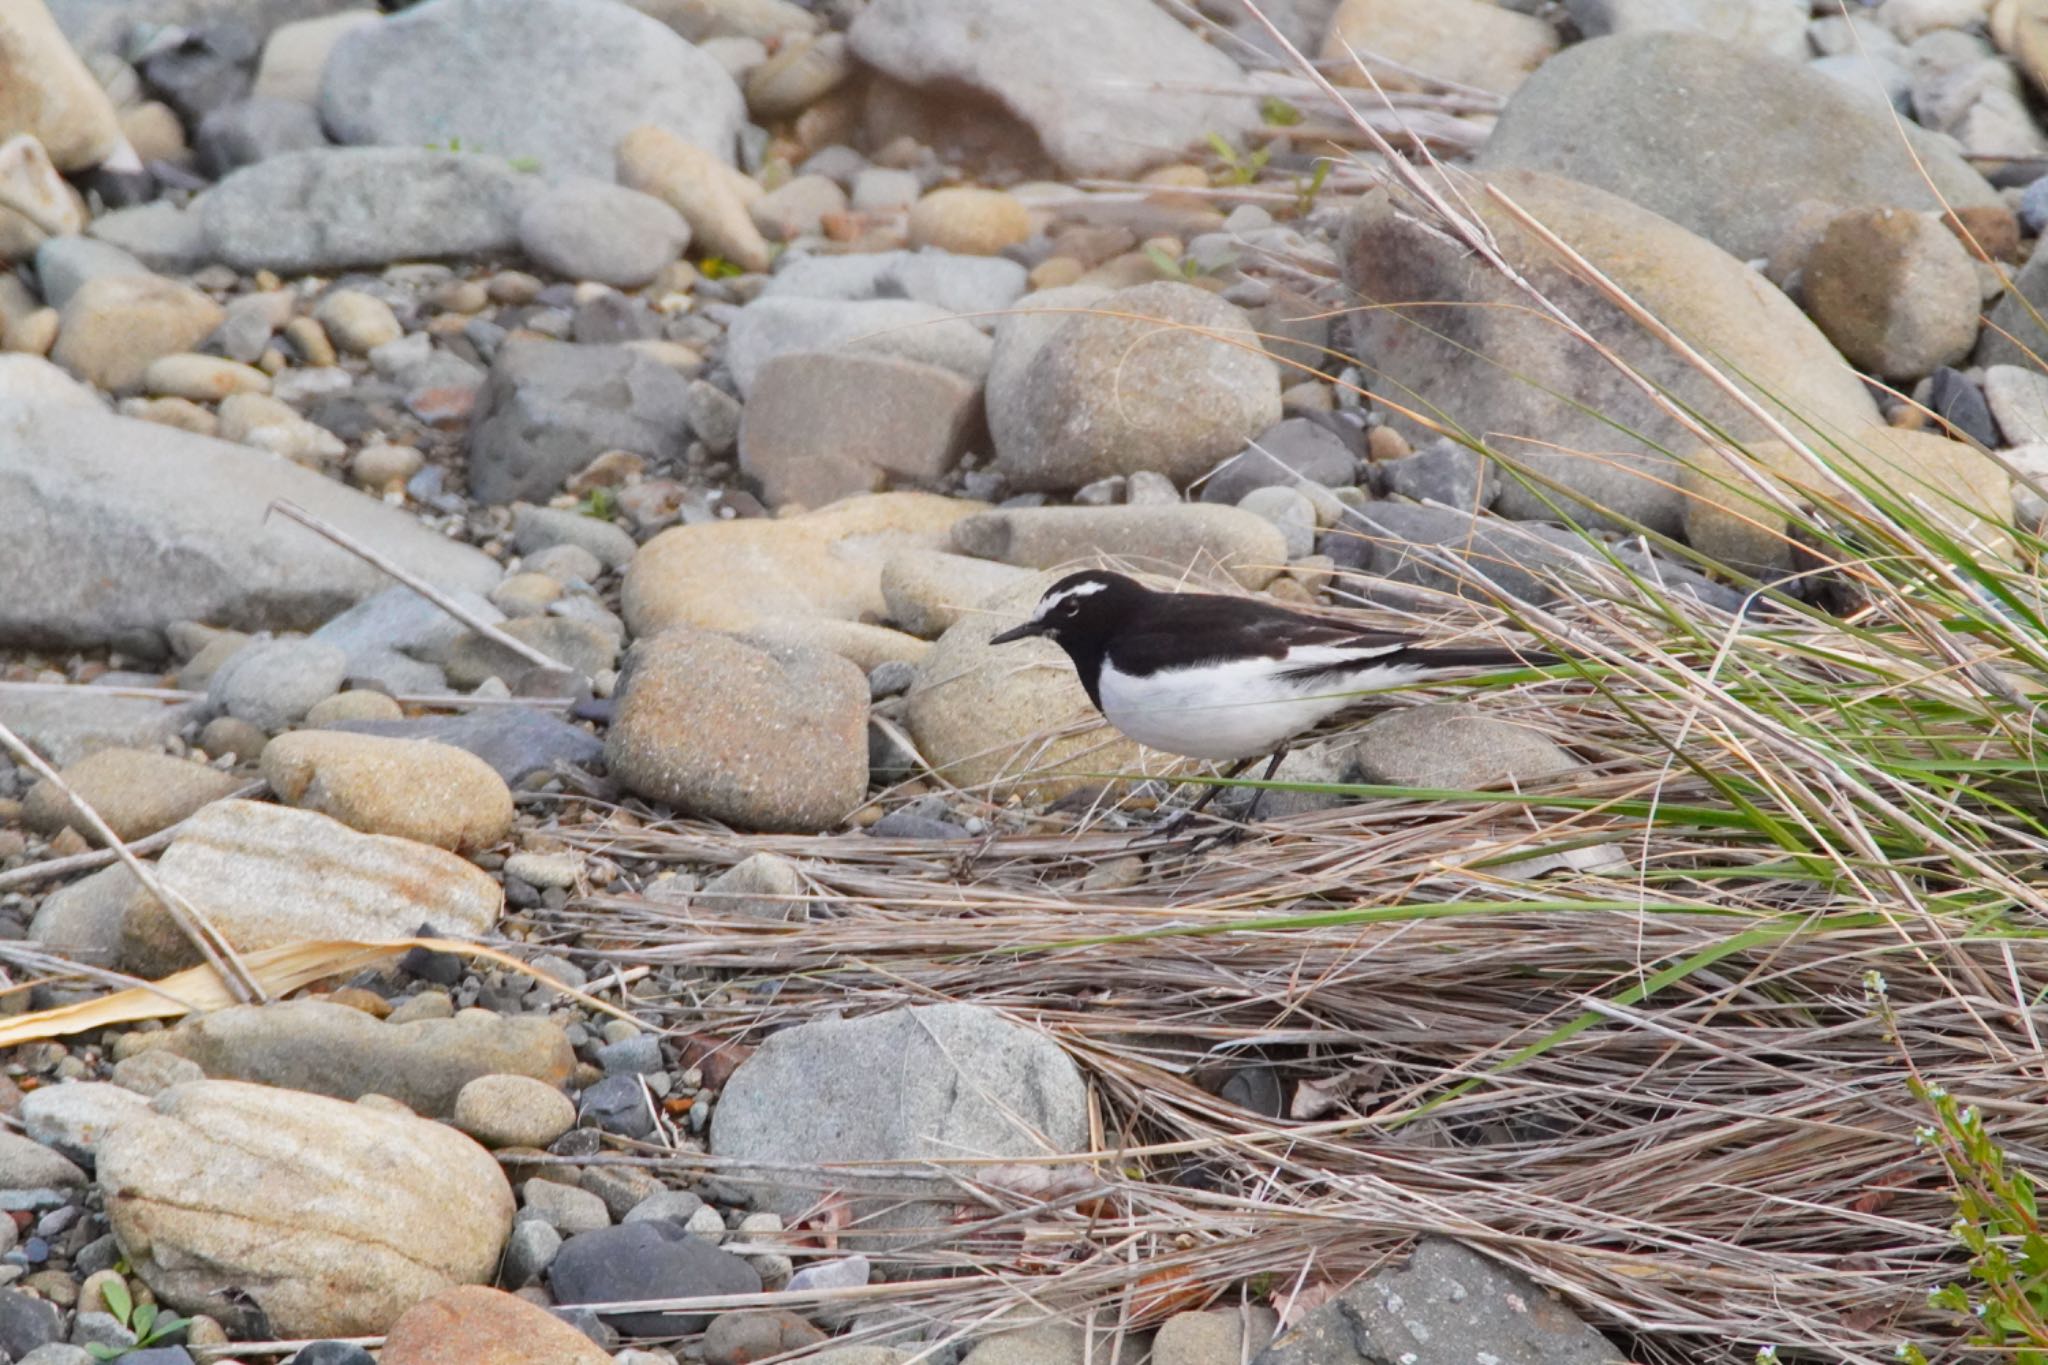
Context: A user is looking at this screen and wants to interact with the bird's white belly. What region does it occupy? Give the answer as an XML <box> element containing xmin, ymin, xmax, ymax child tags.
<box><xmin>1097</xmin><ymin>657</ymin><xmax>1420</xmax><ymax>761</ymax></box>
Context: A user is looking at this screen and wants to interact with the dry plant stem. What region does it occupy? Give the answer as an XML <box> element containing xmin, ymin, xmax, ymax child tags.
<box><xmin>265</xmin><ymin>499</ymin><xmax>571</xmax><ymax>674</ymax></box>
<box><xmin>0</xmin><ymin>720</ymin><xmax>265</xmax><ymax>1005</ymax></box>
<box><xmin>0</xmin><ymin>779</ymin><xmax>265</xmax><ymax>893</ymax></box>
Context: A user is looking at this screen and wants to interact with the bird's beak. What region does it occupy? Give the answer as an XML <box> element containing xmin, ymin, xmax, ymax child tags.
<box><xmin>990</xmin><ymin>621</ymin><xmax>1047</xmax><ymax>645</ymax></box>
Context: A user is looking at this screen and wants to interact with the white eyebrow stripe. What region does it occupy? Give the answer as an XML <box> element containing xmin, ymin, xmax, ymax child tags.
<box><xmin>1033</xmin><ymin>580</ymin><xmax>1108</xmax><ymax>618</ymax></box>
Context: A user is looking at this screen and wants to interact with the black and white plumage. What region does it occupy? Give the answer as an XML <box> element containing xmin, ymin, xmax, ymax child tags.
<box><xmin>990</xmin><ymin>570</ymin><xmax>1553</xmax><ymax>764</ymax></box>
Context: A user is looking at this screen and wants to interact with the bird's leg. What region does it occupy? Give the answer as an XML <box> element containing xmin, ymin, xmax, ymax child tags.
<box><xmin>1143</xmin><ymin>756</ymin><xmax>1256</xmax><ymax>842</ymax></box>
<box><xmin>1238</xmin><ymin>744</ymin><xmax>1290</xmax><ymax>825</ymax></box>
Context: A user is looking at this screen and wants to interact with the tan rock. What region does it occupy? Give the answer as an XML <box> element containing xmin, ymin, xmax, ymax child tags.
<box><xmin>98</xmin><ymin>1080</ymin><xmax>513</xmax><ymax>1338</ymax></box>
<box><xmin>142</xmin><ymin>353</ymin><xmax>270</xmax><ymax>402</ymax></box>
<box><xmin>950</xmin><ymin>504</ymin><xmax>1289</xmax><ymax>588</ymax></box>
<box><xmin>123</xmin><ymin>799</ymin><xmax>501</xmax><ymax>976</ymax></box>
<box><xmin>907</xmin><ymin>186</ymin><xmax>1032</xmax><ymax>256</ymax></box>
<box><xmin>1803</xmin><ymin>207</ymin><xmax>1980</xmax><ymax>379</ymax></box>
<box><xmin>302</xmin><ymin>689</ymin><xmax>404</xmax><ymax>725</ymax></box>
<box><xmin>0</xmin><ymin>0</ymin><xmax>122</xmax><ymax>170</ymax></box>
<box><xmin>622</xmin><ymin>489</ymin><xmax>981</xmax><ymax>644</ymax></box>
<box><xmin>1679</xmin><ymin>426</ymin><xmax>2014</xmax><ymax>577</ymax></box>
<box><xmin>261</xmin><ymin>732</ymin><xmax>515</xmax><ymax>853</ymax></box>
<box><xmin>744</xmin><ymin>31</ymin><xmax>853</xmax><ymax>118</ymax></box>
<box><xmin>0</xmin><ymin>134</ymin><xmax>84</xmax><ymax>239</ymax></box>
<box><xmin>617</xmin><ymin>124</ymin><xmax>771</xmax><ymax>273</ymax></box>
<box><xmin>905</xmin><ymin>573</ymin><xmax>1159</xmax><ymax>801</ymax></box>
<box><xmin>22</xmin><ymin>748</ymin><xmax>241</xmax><ymax>844</ymax></box>
<box><xmin>119</xmin><ymin>102</ymin><xmax>189</xmax><ymax>165</ymax></box>
<box><xmin>314</xmin><ymin>289</ymin><xmax>403</xmax><ymax>354</ymax></box>
<box><xmin>51</xmin><ymin>276</ymin><xmax>226</xmax><ymax>395</ymax></box>
<box><xmin>118</xmin><ymin>395</ymin><xmax>217</xmax><ymax>435</ymax></box>
<box><xmin>607</xmin><ymin>628</ymin><xmax>869</xmax><ymax>832</ymax></box>
<box><xmin>880</xmin><ymin>548</ymin><xmax>1037</xmax><ymax>636</ymax></box>
<box><xmin>1323</xmin><ymin>0</ymin><xmax>1557</xmax><ymax>95</ymax></box>
<box><xmin>254</xmin><ymin>10</ymin><xmax>382</xmax><ymax>104</ymax></box>
<box><xmin>451</xmin><ymin>1074</ymin><xmax>577</xmax><ymax>1149</ymax></box>
<box><xmin>381</xmin><ymin>1285</ymin><xmax>611</xmax><ymax>1365</ymax></box>
<box><xmin>738</xmin><ymin>350</ymin><xmax>981</xmax><ymax>508</ymax></box>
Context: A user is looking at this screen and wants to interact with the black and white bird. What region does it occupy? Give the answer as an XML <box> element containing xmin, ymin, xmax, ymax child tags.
<box><xmin>991</xmin><ymin>569</ymin><xmax>1554</xmax><ymax>823</ymax></box>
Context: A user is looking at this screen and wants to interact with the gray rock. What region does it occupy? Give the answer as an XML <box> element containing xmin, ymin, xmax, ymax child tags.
<box><xmin>1156</xmin><ymin>1309</ymin><xmax>1281</xmax><ymax>1365</ymax></box>
<box><xmin>1985</xmin><ymin>364</ymin><xmax>2048</xmax><ymax>447</ymax></box>
<box><xmin>1345</xmin><ymin>704</ymin><xmax>1578</xmax><ymax>791</ymax></box>
<box><xmin>1236</xmin><ymin>485</ymin><xmax>1316</xmax><ymax>559</ymax></box>
<box><xmin>512</xmin><ymin>504</ymin><xmax>640</xmax><ymax>571</ymax></box>
<box><xmin>1338</xmin><ymin>169</ymin><xmax>1881</xmax><ymax>535</ymax></box>
<box><xmin>1975</xmin><ymin>240</ymin><xmax>2048</xmax><ymax>368</ymax></box>
<box><xmin>739</xmin><ymin>350</ymin><xmax>981</xmax><ymax>507</ymax></box>
<box><xmin>0</xmin><ymin>403</ymin><xmax>496</xmax><ymax>655</ymax></box>
<box><xmin>951</xmin><ymin>505</ymin><xmax>1289</xmax><ymax>589</ymax></box>
<box><xmin>1197</xmin><ymin>418</ymin><xmax>1356</xmax><ymax>505</ymax></box>
<box><xmin>1323</xmin><ymin>503</ymin><xmax>1741</xmax><ymax>611</ymax></box>
<box><xmin>963</xmin><ymin>1325</ymin><xmax>1145</xmax><ymax>1365</ymax></box>
<box><xmin>17</xmin><ymin>1344</ymin><xmax>96</xmax><ymax>1365</ymax></box>
<box><xmin>596</xmin><ymin>1033</ymin><xmax>663</xmax><ymax>1076</ymax></box>
<box><xmin>0</xmin><ymin>1291</ymin><xmax>63</xmax><ymax>1363</ymax></box>
<box><xmin>47</xmin><ymin>0</ymin><xmax>358</xmax><ymax>59</ymax></box>
<box><xmin>1379</xmin><ymin>440</ymin><xmax>1493</xmax><ymax>511</ymax></box>
<box><xmin>990</xmin><ymin>281</ymin><xmax>1280</xmax><ymax>493</ymax></box>
<box><xmin>521</xmin><ymin>1178</ymin><xmax>612</xmax><ymax>1235</ymax></box>
<box><xmin>87</xmin><ymin>202</ymin><xmax>213</xmax><ymax>274</ymax></box>
<box><xmin>681</xmin><ymin>378</ymin><xmax>742</xmax><ymax>457</ymax></box>
<box><xmin>1254</xmin><ymin>1238</ymin><xmax>1624</xmax><ymax>1365</ymax></box>
<box><xmin>1475</xmin><ymin>31</ymin><xmax>1999</xmax><ymax>264</ymax></box>
<box><xmin>724</xmin><ymin>295</ymin><xmax>994</xmax><ymax>398</ymax></box>
<box><xmin>68</xmin><ymin>1312</ymin><xmax>135</xmax><ymax>1354</ymax></box>
<box><xmin>1563</xmin><ymin>0</ymin><xmax>1806</xmax><ymax>58</ymax></box>
<box><xmin>468</xmin><ymin>338</ymin><xmax>695</xmax><ymax>503</ymax></box>
<box><xmin>205</xmin><ymin>637</ymin><xmax>347</xmax><ymax>731</ymax></box>
<box><xmin>697</xmin><ymin>851</ymin><xmax>804</xmax><ymax>921</ymax></box>
<box><xmin>606</xmin><ymin>629</ymin><xmax>869</xmax><ymax>833</ymax></box>
<box><xmin>847</xmin><ymin>0</ymin><xmax>1254</xmax><ymax>179</ymax></box>
<box><xmin>548</xmin><ymin>1221</ymin><xmax>761</xmax><ymax>1335</ymax></box>
<box><xmin>325</xmin><ymin>707</ymin><xmax>604</xmax><ymax>785</ymax></box>
<box><xmin>109</xmin><ymin>1050</ymin><xmax>206</xmax><ymax>1098</ymax></box>
<box><xmin>442</xmin><ymin>616</ymin><xmax>620</xmax><ymax>688</ymax></box>
<box><xmin>199</xmin><ymin>147</ymin><xmax>534</xmax><ymax>273</ymax></box>
<box><xmin>765</xmin><ymin>248</ymin><xmax>1029</xmax><ymax>316</ymax></box>
<box><xmin>195</xmin><ymin>95</ymin><xmax>328</xmax><ymax>177</ymax></box>
<box><xmin>0</xmin><ymin>690</ymin><xmax>201</xmax><ymax>766</ymax></box>
<box><xmin>518</xmin><ymin>178</ymin><xmax>690</xmax><ymax>288</ymax></box>
<box><xmin>33</xmin><ymin>236</ymin><xmax>149</xmax><ymax>312</ymax></box>
<box><xmin>137</xmin><ymin>23</ymin><xmax>258</xmax><ymax>123</ymax></box>
<box><xmin>149</xmin><ymin>1000</ymin><xmax>575</xmax><ymax>1116</ymax></box>
<box><xmin>29</xmin><ymin>864</ymin><xmax>142</xmax><ymax>968</ymax></box>
<box><xmin>1809</xmin><ymin>52</ymin><xmax>1914</xmax><ymax>116</ymax></box>
<box><xmin>502</xmin><ymin>1218</ymin><xmax>562</xmax><ymax>1287</ymax></box>
<box><xmin>310</xmin><ymin>585</ymin><xmax>504</xmax><ymax>694</ymax></box>
<box><xmin>19</xmin><ymin>1082</ymin><xmax>151</xmax><ymax>1164</ymax></box>
<box><xmin>0</xmin><ymin>1131</ymin><xmax>86</xmax><ymax>1213</ymax></box>
<box><xmin>623</xmin><ymin>1189</ymin><xmax>704</xmax><ymax>1226</ymax></box>
<box><xmin>321</xmin><ymin>0</ymin><xmax>745</xmax><ymax>178</ymax></box>
<box><xmin>711</xmin><ymin>1003</ymin><xmax>1088</xmax><ymax>1252</ymax></box>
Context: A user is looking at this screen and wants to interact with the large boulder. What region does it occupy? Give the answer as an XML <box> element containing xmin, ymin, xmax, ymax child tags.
<box><xmin>847</xmin><ymin>0</ymin><xmax>1255</xmax><ymax>180</ymax></box>
<box><xmin>198</xmin><ymin>147</ymin><xmax>533</xmax><ymax>274</ymax></box>
<box><xmin>1338</xmin><ymin>168</ymin><xmax>1881</xmax><ymax>535</ymax></box>
<box><xmin>0</xmin><ymin>401</ymin><xmax>499</xmax><ymax>654</ymax></box>
<box><xmin>321</xmin><ymin>0</ymin><xmax>744</xmax><ymax>177</ymax></box>
<box><xmin>1475</xmin><ymin>32</ymin><xmax>2000</xmax><ymax>264</ymax></box>
<box><xmin>97</xmin><ymin>1080</ymin><xmax>514</xmax><ymax>1338</ymax></box>
<box><xmin>711</xmin><ymin>1004</ymin><xmax>1088</xmax><ymax>1252</ymax></box>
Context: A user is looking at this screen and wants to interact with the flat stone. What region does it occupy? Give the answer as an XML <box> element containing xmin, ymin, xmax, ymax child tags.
<box><xmin>950</xmin><ymin>505</ymin><xmax>1288</xmax><ymax>588</ymax></box>
<box><xmin>724</xmin><ymin>295</ymin><xmax>993</xmax><ymax>399</ymax></box>
<box><xmin>1344</xmin><ymin>704</ymin><xmax>1579</xmax><ymax>791</ymax></box>
<box><xmin>29</xmin><ymin>864</ymin><xmax>142</xmax><ymax>968</ymax></box>
<box><xmin>547</xmin><ymin>1221</ymin><xmax>761</xmax><ymax>1335</ymax></box>
<box><xmin>206</xmin><ymin>637</ymin><xmax>348</xmax><ymax>731</ymax></box>
<box><xmin>518</xmin><ymin>178</ymin><xmax>689</xmax><ymax>289</ymax></box>
<box><xmin>712</xmin><ymin>1003</ymin><xmax>1088</xmax><ymax>1255</ymax></box>
<box><xmin>0</xmin><ymin>401</ymin><xmax>499</xmax><ymax>654</ymax></box>
<box><xmin>199</xmin><ymin>147</ymin><xmax>534</xmax><ymax>274</ymax></box>
<box><xmin>1198</xmin><ymin>418</ymin><xmax>1356</xmax><ymax>506</ymax></box>
<box><xmin>879</xmin><ymin>548</ymin><xmax>1036</xmax><ymax>637</ymax></box>
<box><xmin>1803</xmin><ymin>206</ymin><xmax>1980</xmax><ymax>379</ymax></box>
<box><xmin>261</xmin><ymin>732</ymin><xmax>515</xmax><ymax>853</ymax></box>
<box><xmin>0</xmin><ymin>691</ymin><xmax>200</xmax><ymax>767</ymax></box>
<box><xmin>150</xmin><ymin>1001</ymin><xmax>574</xmax><ymax>1116</ymax></box>
<box><xmin>739</xmin><ymin>350</ymin><xmax>981</xmax><ymax>508</ymax></box>
<box><xmin>764</xmin><ymin>248</ymin><xmax>1028</xmax><ymax>315</ymax></box>
<box><xmin>122</xmin><ymin>799</ymin><xmax>501</xmax><ymax>976</ymax></box>
<box><xmin>1155</xmin><ymin>1307</ymin><xmax>1280</xmax><ymax>1365</ymax></box>
<box><xmin>1563</xmin><ymin>0</ymin><xmax>1806</xmax><ymax>58</ymax></box>
<box><xmin>22</xmin><ymin>749</ymin><xmax>240</xmax><ymax>843</ymax></box>
<box><xmin>98</xmin><ymin>1080</ymin><xmax>513</xmax><ymax>1338</ymax></box>
<box><xmin>616</xmin><ymin>123</ymin><xmax>770</xmax><ymax>273</ymax></box>
<box><xmin>34</xmin><ymin>237</ymin><xmax>149</xmax><ymax>312</ymax></box>
<box><xmin>847</xmin><ymin>0</ymin><xmax>1253</xmax><ymax>179</ymax></box>
<box><xmin>324</xmin><ymin>708</ymin><xmax>604</xmax><ymax>785</ymax></box>
<box><xmin>1476</xmin><ymin>31</ymin><xmax>1998</xmax><ymax>264</ymax></box>
<box><xmin>19</xmin><ymin>1083</ymin><xmax>149</xmax><ymax>1165</ymax></box>
<box><xmin>606</xmin><ymin>629</ymin><xmax>869</xmax><ymax>833</ymax></box>
<box><xmin>322</xmin><ymin>0</ymin><xmax>745</xmax><ymax>178</ymax></box>
<box><xmin>468</xmin><ymin>338</ymin><xmax>695</xmax><ymax>504</ymax></box>
<box><xmin>696</xmin><ymin>851</ymin><xmax>804</xmax><ymax>921</ymax></box>
<box><xmin>0</xmin><ymin>1132</ymin><xmax>84</xmax><ymax>1212</ymax></box>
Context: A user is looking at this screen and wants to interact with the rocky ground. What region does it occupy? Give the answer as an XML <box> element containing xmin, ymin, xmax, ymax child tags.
<box><xmin>0</xmin><ymin>0</ymin><xmax>2045</xmax><ymax>1360</ymax></box>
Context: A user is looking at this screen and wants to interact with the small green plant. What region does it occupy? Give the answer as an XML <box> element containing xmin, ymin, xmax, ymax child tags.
<box><xmin>1260</xmin><ymin>95</ymin><xmax>1304</xmax><ymax>127</ymax></box>
<box><xmin>507</xmin><ymin>155</ymin><xmax>542</xmax><ymax>174</ymax></box>
<box><xmin>1144</xmin><ymin>242</ymin><xmax>1212</xmax><ymax>282</ymax></box>
<box><xmin>1206</xmin><ymin>131</ymin><xmax>1270</xmax><ymax>186</ymax></box>
<box><xmin>87</xmin><ymin>1277</ymin><xmax>193</xmax><ymax>1360</ymax></box>
<box><xmin>1868</xmin><ymin>971</ymin><xmax>2048</xmax><ymax>1363</ymax></box>
<box><xmin>699</xmin><ymin>256</ymin><xmax>745</xmax><ymax>280</ymax></box>
<box><xmin>575</xmin><ymin>486</ymin><xmax>619</xmax><ymax>521</ymax></box>
<box><xmin>1292</xmin><ymin>158</ymin><xmax>1331</xmax><ymax>216</ymax></box>
<box><xmin>425</xmin><ymin>137</ymin><xmax>541</xmax><ymax>173</ymax></box>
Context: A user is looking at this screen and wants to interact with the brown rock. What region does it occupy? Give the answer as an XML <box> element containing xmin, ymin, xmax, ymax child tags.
<box><xmin>51</xmin><ymin>275</ymin><xmax>226</xmax><ymax>395</ymax></box>
<box><xmin>382</xmin><ymin>1285</ymin><xmax>612</xmax><ymax>1365</ymax></box>
<box><xmin>606</xmin><ymin>629</ymin><xmax>869</xmax><ymax>833</ymax></box>
<box><xmin>261</xmin><ymin>732</ymin><xmax>514</xmax><ymax>853</ymax></box>
<box><xmin>22</xmin><ymin>748</ymin><xmax>240</xmax><ymax>843</ymax></box>
<box><xmin>739</xmin><ymin>350</ymin><xmax>981</xmax><ymax>508</ymax></box>
<box><xmin>1803</xmin><ymin>207</ymin><xmax>1980</xmax><ymax>379</ymax></box>
<box><xmin>702</xmin><ymin>1308</ymin><xmax>830</xmax><ymax>1364</ymax></box>
<box><xmin>907</xmin><ymin>186</ymin><xmax>1032</xmax><ymax>256</ymax></box>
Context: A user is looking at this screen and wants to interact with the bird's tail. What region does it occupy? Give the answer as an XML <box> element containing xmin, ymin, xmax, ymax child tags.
<box><xmin>1402</xmin><ymin>644</ymin><xmax>1560</xmax><ymax>671</ymax></box>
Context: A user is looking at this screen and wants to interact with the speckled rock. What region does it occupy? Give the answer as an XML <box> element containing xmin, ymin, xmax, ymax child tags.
<box><xmin>607</xmin><ymin>629</ymin><xmax>869</xmax><ymax>833</ymax></box>
<box><xmin>451</xmin><ymin>1074</ymin><xmax>576</xmax><ymax>1149</ymax></box>
<box><xmin>22</xmin><ymin>748</ymin><xmax>240</xmax><ymax>843</ymax></box>
<box><xmin>989</xmin><ymin>281</ymin><xmax>1279</xmax><ymax>493</ymax></box>
<box><xmin>907</xmin><ymin>187</ymin><xmax>1031</xmax><ymax>256</ymax></box>
<box><xmin>260</xmin><ymin>732</ymin><xmax>514</xmax><ymax>853</ymax></box>
<box><xmin>98</xmin><ymin>1081</ymin><xmax>513</xmax><ymax>1338</ymax></box>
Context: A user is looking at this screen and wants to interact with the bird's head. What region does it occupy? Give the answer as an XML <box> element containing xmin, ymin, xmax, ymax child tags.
<box><xmin>990</xmin><ymin>570</ymin><xmax>1145</xmax><ymax>651</ymax></box>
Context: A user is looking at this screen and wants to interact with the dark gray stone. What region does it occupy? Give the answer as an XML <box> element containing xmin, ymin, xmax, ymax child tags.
<box><xmin>1976</xmin><ymin>237</ymin><xmax>2048</xmax><ymax>367</ymax></box>
<box><xmin>290</xmin><ymin>1344</ymin><xmax>375</xmax><ymax>1365</ymax></box>
<box><xmin>141</xmin><ymin>22</ymin><xmax>258</xmax><ymax>122</ymax></box>
<box><xmin>49</xmin><ymin>0</ymin><xmax>357</xmax><ymax>60</ymax></box>
<box><xmin>577</xmin><ymin>1075</ymin><xmax>655</xmax><ymax>1139</ymax></box>
<box><xmin>501</xmin><ymin>1218</ymin><xmax>562</xmax><ymax>1288</ymax></box>
<box><xmin>1378</xmin><ymin>440</ymin><xmax>1493</xmax><ymax>512</ymax></box>
<box><xmin>596</xmin><ymin>1034</ymin><xmax>663</xmax><ymax>1077</ymax></box>
<box><xmin>547</xmin><ymin>1221</ymin><xmax>761</xmax><ymax>1335</ymax></box>
<box><xmin>1199</xmin><ymin>418</ymin><xmax>1356</xmax><ymax>505</ymax></box>
<box><xmin>1927</xmin><ymin>367</ymin><xmax>1998</xmax><ymax>447</ymax></box>
<box><xmin>33</xmin><ymin>237</ymin><xmax>150</xmax><ymax>313</ymax></box>
<box><xmin>320</xmin><ymin>0</ymin><xmax>744</xmax><ymax>178</ymax></box>
<box><xmin>196</xmin><ymin>97</ymin><xmax>328</xmax><ymax>178</ymax></box>
<box><xmin>467</xmin><ymin>338</ymin><xmax>695</xmax><ymax>503</ymax></box>
<box><xmin>0</xmin><ymin>1289</ymin><xmax>63</xmax><ymax>1361</ymax></box>
<box><xmin>1254</xmin><ymin>1238</ymin><xmax>1624</xmax><ymax>1365</ymax></box>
